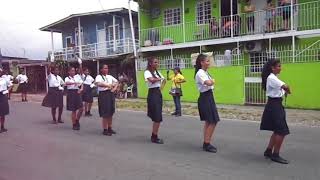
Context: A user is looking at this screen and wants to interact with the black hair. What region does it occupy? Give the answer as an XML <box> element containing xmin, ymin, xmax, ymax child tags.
<box><xmin>261</xmin><ymin>58</ymin><xmax>281</xmax><ymax>91</ymax></box>
<box><xmin>146</xmin><ymin>56</ymin><xmax>161</xmax><ymax>78</ymax></box>
<box><xmin>174</xmin><ymin>67</ymin><xmax>182</xmax><ymax>75</ymax></box>
<box><xmin>267</xmin><ymin>0</ymin><xmax>272</xmax><ymax>4</ymax></box>
<box><xmin>99</xmin><ymin>64</ymin><xmax>108</xmax><ymax>74</ymax></box>
<box><xmin>194</xmin><ymin>54</ymin><xmax>208</xmax><ymax>77</ymax></box>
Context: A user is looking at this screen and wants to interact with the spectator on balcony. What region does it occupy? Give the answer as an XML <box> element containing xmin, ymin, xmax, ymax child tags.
<box><xmin>265</xmin><ymin>0</ymin><xmax>276</xmax><ymax>32</ymax></box>
<box><xmin>244</xmin><ymin>0</ymin><xmax>256</xmax><ymax>34</ymax></box>
<box><xmin>281</xmin><ymin>0</ymin><xmax>291</xmax><ymax>30</ymax></box>
<box><xmin>209</xmin><ymin>18</ymin><xmax>219</xmax><ymax>37</ymax></box>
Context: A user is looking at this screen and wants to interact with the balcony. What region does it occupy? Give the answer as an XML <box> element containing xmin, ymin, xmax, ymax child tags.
<box><xmin>52</xmin><ymin>38</ymin><xmax>139</xmax><ymax>61</ymax></box>
<box><xmin>139</xmin><ymin>1</ymin><xmax>320</xmax><ymax>49</ymax></box>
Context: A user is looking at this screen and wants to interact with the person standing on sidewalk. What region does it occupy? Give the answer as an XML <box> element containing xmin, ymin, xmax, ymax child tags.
<box><xmin>195</xmin><ymin>54</ymin><xmax>220</xmax><ymax>153</ymax></box>
<box><xmin>167</xmin><ymin>67</ymin><xmax>186</xmax><ymax>117</ymax></box>
<box><xmin>144</xmin><ymin>57</ymin><xmax>166</xmax><ymax>144</ymax></box>
<box><xmin>261</xmin><ymin>59</ymin><xmax>291</xmax><ymax>164</ymax></box>
<box><xmin>0</xmin><ymin>67</ymin><xmax>12</xmax><ymax>133</ymax></box>
<box><xmin>95</xmin><ymin>64</ymin><xmax>118</xmax><ymax>136</ymax></box>
<box><xmin>42</xmin><ymin>65</ymin><xmax>65</xmax><ymax>124</ymax></box>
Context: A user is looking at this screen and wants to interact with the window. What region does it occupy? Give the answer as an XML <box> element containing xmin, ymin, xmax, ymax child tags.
<box><xmin>197</xmin><ymin>0</ymin><xmax>212</xmax><ymax>24</ymax></box>
<box><xmin>249</xmin><ymin>52</ymin><xmax>268</xmax><ymax>72</ymax></box>
<box><xmin>164</xmin><ymin>8</ymin><xmax>181</xmax><ymax>26</ymax></box>
<box><xmin>108</xmin><ymin>24</ymin><xmax>120</xmax><ymax>41</ymax></box>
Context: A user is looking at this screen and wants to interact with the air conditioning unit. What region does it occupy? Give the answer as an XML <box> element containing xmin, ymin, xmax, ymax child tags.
<box><xmin>245</xmin><ymin>41</ymin><xmax>262</xmax><ymax>52</ymax></box>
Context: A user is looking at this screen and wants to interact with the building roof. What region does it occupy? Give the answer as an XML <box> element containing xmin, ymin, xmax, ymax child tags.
<box><xmin>40</xmin><ymin>8</ymin><xmax>137</xmax><ymax>33</ymax></box>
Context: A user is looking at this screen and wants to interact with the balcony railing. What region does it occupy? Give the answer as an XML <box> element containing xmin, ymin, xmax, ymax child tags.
<box><xmin>52</xmin><ymin>38</ymin><xmax>139</xmax><ymax>61</ymax></box>
<box><xmin>140</xmin><ymin>1</ymin><xmax>320</xmax><ymax>48</ymax></box>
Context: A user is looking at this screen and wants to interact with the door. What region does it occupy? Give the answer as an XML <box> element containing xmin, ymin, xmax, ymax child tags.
<box><xmin>251</xmin><ymin>0</ymin><xmax>267</xmax><ymax>33</ymax></box>
<box><xmin>108</xmin><ymin>24</ymin><xmax>120</xmax><ymax>53</ymax></box>
<box><xmin>97</xmin><ymin>29</ymin><xmax>107</xmax><ymax>57</ymax></box>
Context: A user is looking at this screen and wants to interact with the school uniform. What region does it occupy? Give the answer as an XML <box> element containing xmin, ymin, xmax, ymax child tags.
<box><xmin>95</xmin><ymin>74</ymin><xmax>118</xmax><ymax>118</ymax></box>
<box><xmin>16</xmin><ymin>74</ymin><xmax>28</xmax><ymax>93</ymax></box>
<box><xmin>195</xmin><ymin>69</ymin><xmax>220</xmax><ymax>124</ymax></box>
<box><xmin>0</xmin><ymin>77</ymin><xmax>12</xmax><ymax>116</ymax></box>
<box><xmin>42</xmin><ymin>73</ymin><xmax>64</xmax><ymax>108</ymax></box>
<box><xmin>65</xmin><ymin>75</ymin><xmax>83</xmax><ymax>111</ymax></box>
<box><xmin>260</xmin><ymin>73</ymin><xmax>289</xmax><ymax>136</ymax></box>
<box><xmin>81</xmin><ymin>74</ymin><xmax>95</xmax><ymax>103</ymax></box>
<box><xmin>144</xmin><ymin>70</ymin><xmax>164</xmax><ymax>122</ymax></box>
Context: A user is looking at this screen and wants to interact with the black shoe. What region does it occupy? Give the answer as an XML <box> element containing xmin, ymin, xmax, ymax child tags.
<box><xmin>51</xmin><ymin>120</ymin><xmax>57</xmax><ymax>124</ymax></box>
<box><xmin>151</xmin><ymin>137</ymin><xmax>164</xmax><ymax>144</ymax></box>
<box><xmin>72</xmin><ymin>124</ymin><xmax>80</xmax><ymax>131</ymax></box>
<box><xmin>171</xmin><ymin>112</ymin><xmax>177</xmax><ymax>116</ymax></box>
<box><xmin>0</xmin><ymin>128</ymin><xmax>8</xmax><ymax>133</ymax></box>
<box><xmin>108</xmin><ymin>129</ymin><xmax>116</xmax><ymax>134</ymax></box>
<box><xmin>57</xmin><ymin>120</ymin><xmax>64</xmax><ymax>124</ymax></box>
<box><xmin>175</xmin><ymin>113</ymin><xmax>182</xmax><ymax>117</ymax></box>
<box><xmin>271</xmin><ymin>154</ymin><xmax>289</xmax><ymax>164</ymax></box>
<box><xmin>264</xmin><ymin>149</ymin><xmax>272</xmax><ymax>159</ymax></box>
<box><xmin>203</xmin><ymin>143</ymin><xmax>217</xmax><ymax>153</ymax></box>
<box><xmin>103</xmin><ymin>130</ymin><xmax>112</xmax><ymax>136</ymax></box>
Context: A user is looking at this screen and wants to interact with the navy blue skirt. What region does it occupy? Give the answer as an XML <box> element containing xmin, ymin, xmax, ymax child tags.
<box><xmin>42</xmin><ymin>87</ymin><xmax>64</xmax><ymax>108</ymax></box>
<box><xmin>66</xmin><ymin>89</ymin><xmax>83</xmax><ymax>111</ymax></box>
<box><xmin>198</xmin><ymin>90</ymin><xmax>220</xmax><ymax>124</ymax></box>
<box><xmin>98</xmin><ymin>90</ymin><xmax>115</xmax><ymax>118</ymax></box>
<box><xmin>17</xmin><ymin>82</ymin><xmax>28</xmax><ymax>93</ymax></box>
<box><xmin>0</xmin><ymin>93</ymin><xmax>9</xmax><ymax>116</ymax></box>
<box><xmin>260</xmin><ymin>97</ymin><xmax>290</xmax><ymax>136</ymax></box>
<box><xmin>147</xmin><ymin>88</ymin><xmax>163</xmax><ymax>122</ymax></box>
<box><xmin>82</xmin><ymin>84</ymin><xmax>94</xmax><ymax>103</ymax></box>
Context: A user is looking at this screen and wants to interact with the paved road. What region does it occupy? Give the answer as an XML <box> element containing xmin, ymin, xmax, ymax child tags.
<box><xmin>0</xmin><ymin>101</ymin><xmax>320</xmax><ymax>180</ymax></box>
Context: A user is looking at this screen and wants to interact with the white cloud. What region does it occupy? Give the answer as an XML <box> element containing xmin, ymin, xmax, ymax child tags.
<box><xmin>0</xmin><ymin>0</ymin><xmax>138</xmax><ymax>59</ymax></box>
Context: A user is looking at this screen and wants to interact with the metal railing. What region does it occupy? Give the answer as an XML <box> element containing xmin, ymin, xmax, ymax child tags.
<box><xmin>52</xmin><ymin>38</ymin><xmax>139</xmax><ymax>61</ymax></box>
<box><xmin>139</xmin><ymin>1</ymin><xmax>320</xmax><ymax>47</ymax></box>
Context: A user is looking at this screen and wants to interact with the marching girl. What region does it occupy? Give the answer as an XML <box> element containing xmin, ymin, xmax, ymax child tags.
<box><xmin>42</xmin><ymin>65</ymin><xmax>65</xmax><ymax>124</ymax></box>
<box><xmin>16</xmin><ymin>69</ymin><xmax>29</xmax><ymax>102</ymax></box>
<box><xmin>261</xmin><ymin>59</ymin><xmax>291</xmax><ymax>164</ymax></box>
<box><xmin>194</xmin><ymin>54</ymin><xmax>220</xmax><ymax>153</ymax></box>
<box><xmin>65</xmin><ymin>66</ymin><xmax>84</xmax><ymax>130</ymax></box>
<box><xmin>95</xmin><ymin>64</ymin><xmax>118</xmax><ymax>136</ymax></box>
<box><xmin>0</xmin><ymin>67</ymin><xmax>12</xmax><ymax>133</ymax></box>
<box><xmin>1</xmin><ymin>70</ymin><xmax>13</xmax><ymax>100</ymax></box>
<box><xmin>144</xmin><ymin>57</ymin><xmax>166</xmax><ymax>144</ymax></box>
<box><xmin>81</xmin><ymin>67</ymin><xmax>95</xmax><ymax>116</ymax></box>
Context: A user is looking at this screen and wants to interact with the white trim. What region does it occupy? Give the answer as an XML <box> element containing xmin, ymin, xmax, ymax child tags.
<box><xmin>139</xmin><ymin>29</ymin><xmax>320</xmax><ymax>52</ymax></box>
<box><xmin>163</xmin><ymin>7</ymin><xmax>182</xmax><ymax>26</ymax></box>
<box><xmin>196</xmin><ymin>0</ymin><xmax>212</xmax><ymax>25</ymax></box>
<box><xmin>108</xmin><ymin>24</ymin><xmax>120</xmax><ymax>42</ymax></box>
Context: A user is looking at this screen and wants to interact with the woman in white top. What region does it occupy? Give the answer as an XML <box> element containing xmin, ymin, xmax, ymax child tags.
<box><xmin>0</xmin><ymin>67</ymin><xmax>12</xmax><ymax>133</ymax></box>
<box><xmin>42</xmin><ymin>65</ymin><xmax>65</xmax><ymax>124</ymax></box>
<box><xmin>95</xmin><ymin>64</ymin><xmax>118</xmax><ymax>136</ymax></box>
<box><xmin>1</xmin><ymin>70</ymin><xmax>13</xmax><ymax>100</ymax></box>
<box><xmin>81</xmin><ymin>67</ymin><xmax>95</xmax><ymax>116</ymax></box>
<box><xmin>260</xmin><ymin>59</ymin><xmax>291</xmax><ymax>164</ymax></box>
<box><xmin>16</xmin><ymin>69</ymin><xmax>29</xmax><ymax>102</ymax></box>
<box><xmin>65</xmin><ymin>66</ymin><xmax>84</xmax><ymax>130</ymax></box>
<box><xmin>195</xmin><ymin>54</ymin><xmax>220</xmax><ymax>153</ymax></box>
<box><xmin>144</xmin><ymin>57</ymin><xmax>166</xmax><ymax>144</ymax></box>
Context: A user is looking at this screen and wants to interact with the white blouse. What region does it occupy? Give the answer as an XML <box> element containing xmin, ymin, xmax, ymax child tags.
<box><xmin>195</xmin><ymin>69</ymin><xmax>214</xmax><ymax>93</ymax></box>
<box><xmin>48</xmin><ymin>73</ymin><xmax>64</xmax><ymax>88</ymax></box>
<box><xmin>144</xmin><ymin>70</ymin><xmax>164</xmax><ymax>89</ymax></box>
<box><xmin>266</xmin><ymin>73</ymin><xmax>286</xmax><ymax>98</ymax></box>
<box><xmin>16</xmin><ymin>74</ymin><xmax>28</xmax><ymax>84</ymax></box>
<box><xmin>95</xmin><ymin>74</ymin><xmax>118</xmax><ymax>92</ymax></box>
<box><xmin>81</xmin><ymin>74</ymin><xmax>95</xmax><ymax>86</ymax></box>
<box><xmin>65</xmin><ymin>75</ymin><xmax>83</xmax><ymax>90</ymax></box>
<box><xmin>0</xmin><ymin>77</ymin><xmax>12</xmax><ymax>94</ymax></box>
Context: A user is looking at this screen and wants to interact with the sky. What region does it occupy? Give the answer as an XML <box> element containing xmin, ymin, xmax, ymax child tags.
<box><xmin>0</xmin><ymin>0</ymin><xmax>138</xmax><ymax>59</ymax></box>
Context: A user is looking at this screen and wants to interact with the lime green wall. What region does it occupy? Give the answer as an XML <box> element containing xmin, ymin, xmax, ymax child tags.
<box><xmin>280</xmin><ymin>62</ymin><xmax>320</xmax><ymax>109</ymax></box>
<box><xmin>137</xmin><ymin>66</ymin><xmax>245</xmax><ymax>105</ymax></box>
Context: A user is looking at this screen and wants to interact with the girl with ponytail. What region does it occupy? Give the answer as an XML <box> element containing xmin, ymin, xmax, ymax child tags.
<box><xmin>260</xmin><ymin>58</ymin><xmax>291</xmax><ymax>164</ymax></box>
<box><xmin>194</xmin><ymin>54</ymin><xmax>220</xmax><ymax>153</ymax></box>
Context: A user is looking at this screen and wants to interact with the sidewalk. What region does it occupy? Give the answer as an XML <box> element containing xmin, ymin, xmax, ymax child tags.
<box><xmin>10</xmin><ymin>93</ymin><xmax>320</xmax><ymax>127</ymax></box>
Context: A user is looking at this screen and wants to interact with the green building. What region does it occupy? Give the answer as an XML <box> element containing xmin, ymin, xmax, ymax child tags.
<box><xmin>134</xmin><ymin>0</ymin><xmax>320</xmax><ymax>109</ymax></box>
